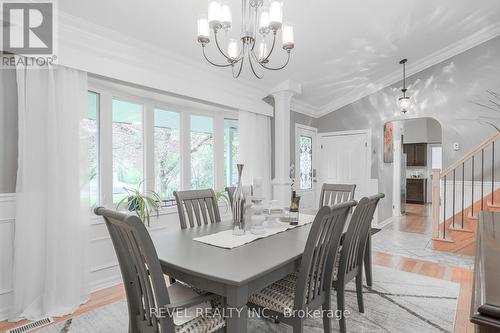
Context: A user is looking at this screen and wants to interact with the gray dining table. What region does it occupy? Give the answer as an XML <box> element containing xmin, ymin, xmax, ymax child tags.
<box><xmin>153</xmin><ymin>214</ymin><xmax>373</xmax><ymax>333</ymax></box>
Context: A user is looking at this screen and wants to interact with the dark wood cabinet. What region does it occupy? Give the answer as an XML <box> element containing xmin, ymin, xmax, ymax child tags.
<box><xmin>403</xmin><ymin>143</ymin><xmax>427</xmax><ymax>166</ymax></box>
<box><xmin>406</xmin><ymin>178</ymin><xmax>426</xmax><ymax>204</ymax></box>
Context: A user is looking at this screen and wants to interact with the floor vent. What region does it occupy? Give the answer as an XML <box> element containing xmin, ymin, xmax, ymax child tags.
<box><xmin>6</xmin><ymin>317</ymin><xmax>54</xmax><ymax>333</ymax></box>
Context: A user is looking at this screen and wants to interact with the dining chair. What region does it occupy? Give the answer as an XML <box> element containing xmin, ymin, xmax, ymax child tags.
<box><xmin>318</xmin><ymin>183</ymin><xmax>356</xmax><ymax>209</ymax></box>
<box><xmin>94</xmin><ymin>207</ymin><xmax>226</xmax><ymax>333</ymax></box>
<box><xmin>247</xmin><ymin>200</ymin><xmax>356</xmax><ymax>333</ymax></box>
<box><xmin>333</xmin><ymin>193</ymin><xmax>384</xmax><ymax>333</ymax></box>
<box><xmin>174</xmin><ymin>189</ymin><xmax>221</xmax><ymax>229</ymax></box>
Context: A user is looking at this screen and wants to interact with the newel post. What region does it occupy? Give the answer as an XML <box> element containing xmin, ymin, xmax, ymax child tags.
<box><xmin>431</xmin><ymin>169</ymin><xmax>441</xmax><ymax>239</ymax></box>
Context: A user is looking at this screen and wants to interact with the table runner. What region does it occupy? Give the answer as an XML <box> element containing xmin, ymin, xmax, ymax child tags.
<box><xmin>193</xmin><ymin>214</ymin><xmax>315</xmax><ymax>249</ymax></box>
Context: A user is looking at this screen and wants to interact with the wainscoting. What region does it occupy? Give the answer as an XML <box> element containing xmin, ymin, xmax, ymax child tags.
<box><xmin>0</xmin><ymin>194</ymin><xmax>231</xmax><ymax>320</ymax></box>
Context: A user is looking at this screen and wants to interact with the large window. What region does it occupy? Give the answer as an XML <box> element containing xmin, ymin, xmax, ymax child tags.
<box><xmin>112</xmin><ymin>99</ymin><xmax>143</xmax><ymax>203</ymax></box>
<box><xmin>191</xmin><ymin>115</ymin><xmax>214</xmax><ymax>189</ymax></box>
<box><xmin>224</xmin><ymin>119</ymin><xmax>239</xmax><ymax>187</ymax></box>
<box><xmin>83</xmin><ymin>91</ymin><xmax>99</xmax><ymax>206</ymax></box>
<box><xmin>154</xmin><ymin>108</ymin><xmax>181</xmax><ymax>199</ymax></box>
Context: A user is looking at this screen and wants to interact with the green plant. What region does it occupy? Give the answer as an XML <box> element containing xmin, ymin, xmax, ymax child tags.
<box><xmin>215</xmin><ymin>190</ymin><xmax>230</xmax><ymax>213</ymax></box>
<box><xmin>117</xmin><ymin>186</ymin><xmax>161</xmax><ymax>227</ymax></box>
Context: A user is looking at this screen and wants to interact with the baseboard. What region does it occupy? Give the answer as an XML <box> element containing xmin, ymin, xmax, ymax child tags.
<box><xmin>0</xmin><ymin>306</ymin><xmax>10</xmax><ymax>322</ymax></box>
<box><xmin>376</xmin><ymin>216</ymin><xmax>393</xmax><ymax>229</ymax></box>
<box><xmin>90</xmin><ymin>274</ymin><xmax>123</xmax><ymax>293</ymax></box>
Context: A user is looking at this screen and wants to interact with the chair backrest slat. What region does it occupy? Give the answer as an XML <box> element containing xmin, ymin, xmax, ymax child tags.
<box><xmin>338</xmin><ymin>194</ymin><xmax>384</xmax><ymax>283</ymax></box>
<box><xmin>319</xmin><ymin>183</ymin><xmax>356</xmax><ymax>208</ymax></box>
<box><xmin>174</xmin><ymin>189</ymin><xmax>221</xmax><ymax>229</ymax></box>
<box><xmin>95</xmin><ymin>207</ymin><xmax>175</xmax><ymax>332</ymax></box>
<box><xmin>294</xmin><ymin>200</ymin><xmax>356</xmax><ymax>310</ymax></box>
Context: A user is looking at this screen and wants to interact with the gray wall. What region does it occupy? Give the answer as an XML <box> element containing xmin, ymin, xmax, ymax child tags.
<box><xmin>402</xmin><ymin>117</ymin><xmax>442</xmax><ymax>144</ymax></box>
<box><xmin>315</xmin><ymin>36</ymin><xmax>500</xmax><ymax>222</ymax></box>
<box><xmin>0</xmin><ymin>68</ymin><xmax>18</xmax><ymax>193</ymax></box>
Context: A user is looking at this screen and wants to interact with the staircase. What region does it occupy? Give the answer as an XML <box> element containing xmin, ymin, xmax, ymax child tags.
<box><xmin>431</xmin><ymin>132</ymin><xmax>500</xmax><ymax>255</ymax></box>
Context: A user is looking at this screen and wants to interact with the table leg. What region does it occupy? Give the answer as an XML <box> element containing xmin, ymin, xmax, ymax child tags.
<box><xmin>364</xmin><ymin>233</ymin><xmax>373</xmax><ymax>287</ymax></box>
<box><xmin>226</xmin><ymin>285</ymin><xmax>248</xmax><ymax>333</ymax></box>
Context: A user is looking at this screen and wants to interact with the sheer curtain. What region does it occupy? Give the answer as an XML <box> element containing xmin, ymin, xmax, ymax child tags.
<box><xmin>238</xmin><ymin>111</ymin><xmax>272</xmax><ymax>200</ymax></box>
<box><xmin>9</xmin><ymin>63</ymin><xmax>90</xmax><ymax>320</ymax></box>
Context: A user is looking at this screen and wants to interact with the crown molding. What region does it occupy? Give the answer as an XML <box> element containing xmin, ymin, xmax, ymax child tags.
<box><xmin>290</xmin><ymin>99</ymin><xmax>320</xmax><ymax>118</ymax></box>
<box><xmin>57</xmin><ymin>11</ymin><xmax>273</xmax><ymax>116</ymax></box>
<box><xmin>315</xmin><ymin>21</ymin><xmax>500</xmax><ymax>118</ymax></box>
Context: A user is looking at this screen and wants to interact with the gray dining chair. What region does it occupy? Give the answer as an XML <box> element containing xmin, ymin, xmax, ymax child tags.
<box><xmin>247</xmin><ymin>200</ymin><xmax>356</xmax><ymax>333</ymax></box>
<box><xmin>174</xmin><ymin>189</ymin><xmax>221</xmax><ymax>229</ymax></box>
<box><xmin>94</xmin><ymin>207</ymin><xmax>226</xmax><ymax>333</ymax></box>
<box><xmin>333</xmin><ymin>193</ymin><xmax>384</xmax><ymax>333</ymax></box>
<box><xmin>319</xmin><ymin>183</ymin><xmax>356</xmax><ymax>209</ymax></box>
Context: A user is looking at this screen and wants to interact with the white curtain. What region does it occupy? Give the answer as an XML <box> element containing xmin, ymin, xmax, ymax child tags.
<box><xmin>9</xmin><ymin>62</ymin><xmax>90</xmax><ymax>321</ymax></box>
<box><xmin>239</xmin><ymin>111</ymin><xmax>272</xmax><ymax>200</ymax></box>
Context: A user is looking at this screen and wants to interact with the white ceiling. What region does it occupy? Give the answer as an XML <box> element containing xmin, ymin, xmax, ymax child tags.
<box><xmin>60</xmin><ymin>0</ymin><xmax>500</xmax><ymax>116</ymax></box>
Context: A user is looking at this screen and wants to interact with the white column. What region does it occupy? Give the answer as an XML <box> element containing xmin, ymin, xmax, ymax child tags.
<box><xmin>269</xmin><ymin>80</ymin><xmax>301</xmax><ymax>205</ymax></box>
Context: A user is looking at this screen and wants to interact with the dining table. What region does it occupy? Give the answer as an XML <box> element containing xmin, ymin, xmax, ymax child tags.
<box><xmin>153</xmin><ymin>213</ymin><xmax>373</xmax><ymax>333</ymax></box>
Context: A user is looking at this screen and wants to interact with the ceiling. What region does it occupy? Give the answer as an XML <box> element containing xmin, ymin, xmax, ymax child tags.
<box><xmin>59</xmin><ymin>0</ymin><xmax>500</xmax><ymax>116</ymax></box>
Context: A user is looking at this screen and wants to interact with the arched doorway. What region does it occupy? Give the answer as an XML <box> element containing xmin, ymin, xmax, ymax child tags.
<box><xmin>384</xmin><ymin>117</ymin><xmax>443</xmax><ymax>217</ymax></box>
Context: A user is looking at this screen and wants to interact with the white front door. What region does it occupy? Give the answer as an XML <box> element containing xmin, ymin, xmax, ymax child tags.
<box><xmin>318</xmin><ymin>132</ymin><xmax>370</xmax><ymax>201</ymax></box>
<box><xmin>295</xmin><ymin>125</ymin><xmax>317</xmax><ymax>210</ymax></box>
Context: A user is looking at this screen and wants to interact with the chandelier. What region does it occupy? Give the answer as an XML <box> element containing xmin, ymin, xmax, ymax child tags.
<box><xmin>398</xmin><ymin>58</ymin><xmax>411</xmax><ymax>113</ymax></box>
<box><xmin>196</xmin><ymin>0</ymin><xmax>294</xmax><ymax>79</ymax></box>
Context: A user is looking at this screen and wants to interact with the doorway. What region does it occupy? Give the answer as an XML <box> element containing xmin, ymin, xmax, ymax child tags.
<box><xmin>387</xmin><ymin>118</ymin><xmax>443</xmax><ymax>217</ymax></box>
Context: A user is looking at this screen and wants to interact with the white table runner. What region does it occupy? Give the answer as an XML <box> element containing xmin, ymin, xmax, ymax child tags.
<box><xmin>193</xmin><ymin>214</ymin><xmax>315</xmax><ymax>249</ymax></box>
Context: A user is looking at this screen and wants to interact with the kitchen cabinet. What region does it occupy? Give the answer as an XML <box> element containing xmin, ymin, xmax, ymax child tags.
<box><xmin>404</xmin><ymin>143</ymin><xmax>427</xmax><ymax>166</ymax></box>
<box><xmin>406</xmin><ymin>178</ymin><xmax>426</xmax><ymax>204</ymax></box>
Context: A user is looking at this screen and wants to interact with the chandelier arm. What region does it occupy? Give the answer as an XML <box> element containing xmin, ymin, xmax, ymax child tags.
<box><xmin>202</xmin><ymin>46</ymin><xmax>233</xmax><ymax>67</ymax></box>
<box><xmin>214</xmin><ymin>30</ymin><xmax>232</xmax><ymax>61</ymax></box>
<box><xmin>259</xmin><ymin>50</ymin><xmax>291</xmax><ymax>70</ymax></box>
<box><xmin>232</xmin><ymin>44</ymin><xmax>245</xmax><ymax>78</ymax></box>
<box><xmin>262</xmin><ymin>32</ymin><xmax>277</xmax><ymax>62</ymax></box>
<box><xmin>250</xmin><ymin>32</ymin><xmax>276</xmax><ymax>64</ymax></box>
<box><xmin>248</xmin><ymin>53</ymin><xmax>263</xmax><ymax>79</ymax></box>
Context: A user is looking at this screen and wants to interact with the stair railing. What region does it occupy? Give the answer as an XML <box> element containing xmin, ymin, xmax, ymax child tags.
<box><xmin>432</xmin><ymin>132</ymin><xmax>500</xmax><ymax>240</ymax></box>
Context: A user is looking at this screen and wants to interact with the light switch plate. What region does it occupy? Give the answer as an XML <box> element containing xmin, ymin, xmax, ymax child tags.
<box><xmin>453</xmin><ymin>142</ymin><xmax>460</xmax><ymax>151</ymax></box>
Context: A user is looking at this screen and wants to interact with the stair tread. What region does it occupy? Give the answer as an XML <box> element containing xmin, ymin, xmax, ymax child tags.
<box><xmin>488</xmin><ymin>201</ymin><xmax>500</xmax><ymax>208</ymax></box>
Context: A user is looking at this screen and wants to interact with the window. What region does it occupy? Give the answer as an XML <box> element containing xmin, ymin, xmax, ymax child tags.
<box><xmin>191</xmin><ymin>115</ymin><xmax>214</xmax><ymax>189</ymax></box>
<box><xmin>154</xmin><ymin>108</ymin><xmax>181</xmax><ymax>199</ymax></box>
<box><xmin>83</xmin><ymin>91</ymin><xmax>99</xmax><ymax>206</ymax></box>
<box><xmin>299</xmin><ymin>135</ymin><xmax>313</xmax><ymax>190</ymax></box>
<box><xmin>112</xmin><ymin>99</ymin><xmax>143</xmax><ymax>203</ymax></box>
<box><xmin>224</xmin><ymin>119</ymin><xmax>239</xmax><ymax>187</ymax></box>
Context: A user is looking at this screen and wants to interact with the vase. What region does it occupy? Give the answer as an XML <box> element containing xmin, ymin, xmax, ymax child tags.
<box><xmin>232</xmin><ymin>164</ymin><xmax>246</xmax><ymax>236</ymax></box>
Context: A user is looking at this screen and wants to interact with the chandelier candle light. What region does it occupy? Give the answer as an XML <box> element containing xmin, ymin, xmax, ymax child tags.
<box><xmin>398</xmin><ymin>58</ymin><xmax>411</xmax><ymax>113</ymax></box>
<box><xmin>197</xmin><ymin>0</ymin><xmax>294</xmax><ymax>79</ymax></box>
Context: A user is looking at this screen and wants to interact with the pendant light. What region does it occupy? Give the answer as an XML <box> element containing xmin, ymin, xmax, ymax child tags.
<box><xmin>398</xmin><ymin>58</ymin><xmax>411</xmax><ymax>113</ymax></box>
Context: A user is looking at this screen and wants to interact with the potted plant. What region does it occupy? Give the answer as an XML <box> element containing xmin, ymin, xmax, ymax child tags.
<box><xmin>117</xmin><ymin>185</ymin><xmax>161</xmax><ymax>227</ymax></box>
<box><xmin>215</xmin><ymin>190</ymin><xmax>231</xmax><ymax>213</ymax></box>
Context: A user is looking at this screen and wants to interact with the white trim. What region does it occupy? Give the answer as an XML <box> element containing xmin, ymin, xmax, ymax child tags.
<box><xmin>313</xmin><ymin>22</ymin><xmax>500</xmax><ymax>117</ymax></box>
<box><xmin>295</xmin><ymin>123</ymin><xmax>318</xmax><ymax>133</ymax></box>
<box><xmin>90</xmin><ymin>274</ymin><xmax>122</xmax><ymax>293</ymax></box>
<box><xmin>58</xmin><ymin>12</ymin><xmax>272</xmax><ymax>116</ymax></box>
<box><xmin>290</xmin><ymin>99</ymin><xmax>320</xmax><ymax>118</ymax></box>
<box><xmin>0</xmin><ymin>194</ymin><xmax>15</xmax><ymax>203</ymax></box>
<box><xmin>376</xmin><ymin>216</ymin><xmax>394</xmax><ymax>229</ymax></box>
<box><xmin>0</xmin><ymin>218</ymin><xmax>14</xmax><ymax>225</ymax></box>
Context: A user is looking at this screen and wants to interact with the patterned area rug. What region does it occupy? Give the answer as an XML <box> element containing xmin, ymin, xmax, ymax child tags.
<box><xmin>38</xmin><ymin>266</ymin><xmax>459</xmax><ymax>333</ymax></box>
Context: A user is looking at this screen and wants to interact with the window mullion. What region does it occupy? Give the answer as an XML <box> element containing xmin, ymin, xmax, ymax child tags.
<box><xmin>214</xmin><ymin>113</ymin><xmax>225</xmax><ymax>191</ymax></box>
<box><xmin>99</xmin><ymin>92</ymin><xmax>113</xmax><ymax>208</ymax></box>
<box><xmin>181</xmin><ymin>111</ymin><xmax>191</xmax><ymax>189</ymax></box>
<box><xmin>144</xmin><ymin>103</ymin><xmax>155</xmax><ymax>194</ymax></box>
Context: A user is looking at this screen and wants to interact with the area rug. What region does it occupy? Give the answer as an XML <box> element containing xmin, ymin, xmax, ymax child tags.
<box><xmin>38</xmin><ymin>266</ymin><xmax>459</xmax><ymax>333</ymax></box>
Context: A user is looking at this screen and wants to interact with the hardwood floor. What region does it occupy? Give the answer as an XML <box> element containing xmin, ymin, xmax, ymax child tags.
<box><xmin>0</xmin><ymin>204</ymin><xmax>475</xmax><ymax>333</ymax></box>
